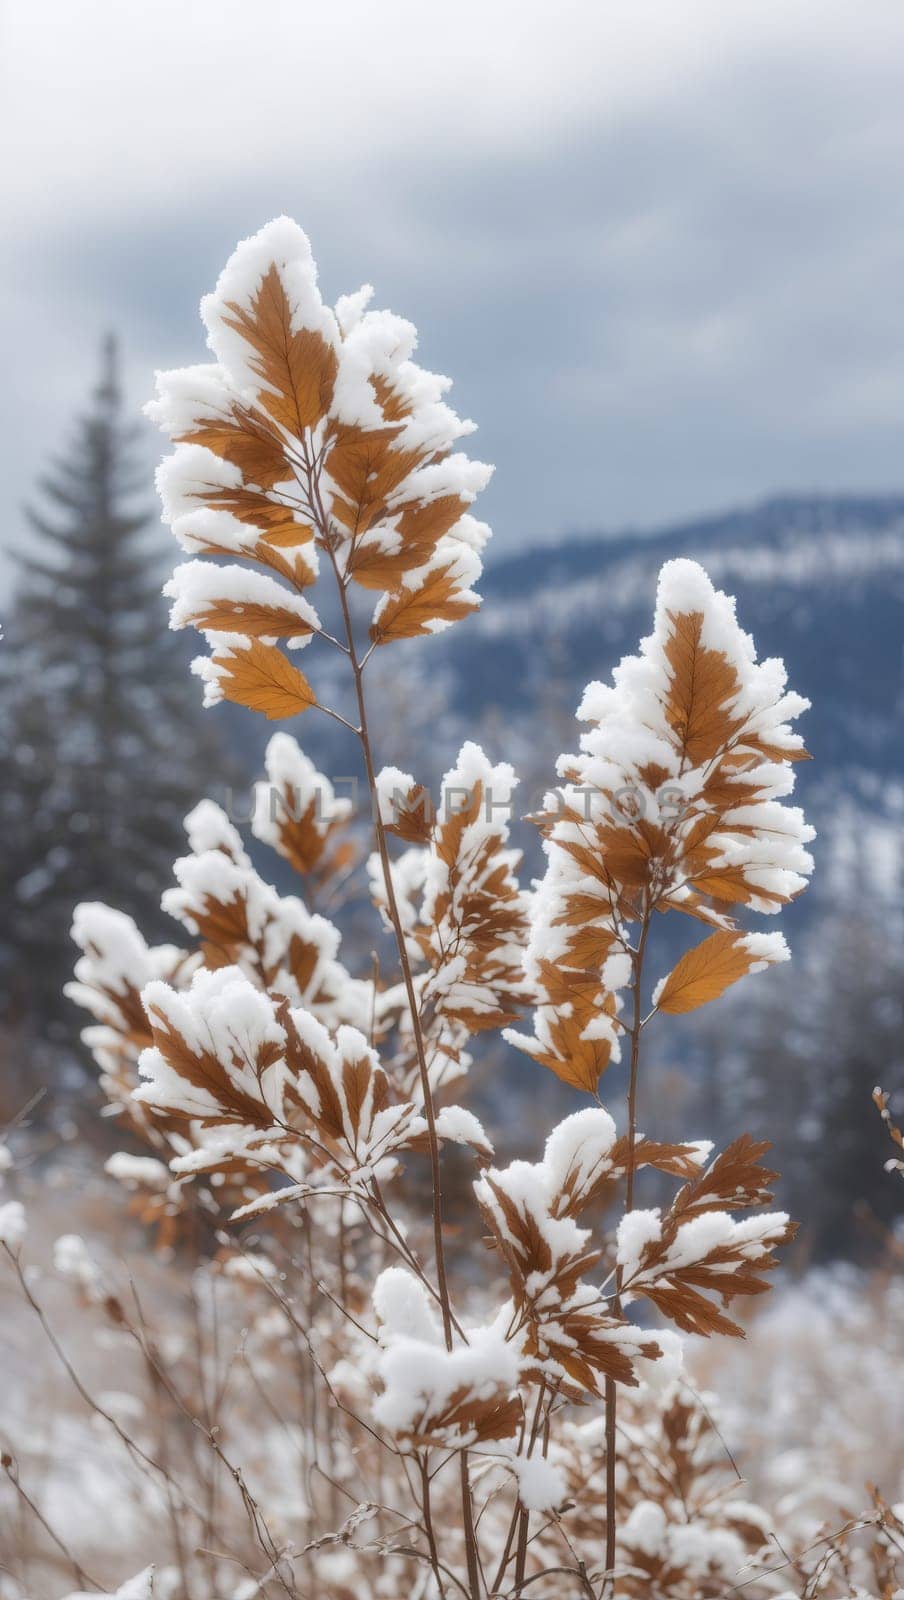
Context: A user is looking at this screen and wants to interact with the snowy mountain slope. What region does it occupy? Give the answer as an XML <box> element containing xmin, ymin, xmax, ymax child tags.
<box><xmin>447</xmin><ymin>494</ymin><xmax>904</xmax><ymax>796</ymax></box>
<box><xmin>232</xmin><ymin>492</ymin><xmax>904</xmax><ymax>882</ymax></box>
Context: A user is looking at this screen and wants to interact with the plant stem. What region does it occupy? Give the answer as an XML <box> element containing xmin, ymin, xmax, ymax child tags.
<box><xmin>624</xmin><ymin>915</ymin><xmax>651</xmax><ymax>1216</ymax></box>
<box><xmin>305</xmin><ymin>458</ymin><xmax>454</xmax><ymax>1353</ymax></box>
<box><xmin>603</xmin><ymin>908</ymin><xmax>651</xmax><ymax>1590</ymax></box>
<box><xmin>491</xmin><ymin>1384</ymin><xmax>547</xmax><ymax>1596</ymax></box>
<box><xmin>327</xmin><ymin>540</ymin><xmax>454</xmax><ymax>1351</ymax></box>
<box><xmin>513</xmin><ymin>1508</ymin><xmax>530</xmax><ymax>1595</ymax></box>
<box><xmin>307</xmin><ymin>464</ymin><xmax>483</xmax><ymax>1595</ymax></box>
<box><xmin>460</xmin><ymin>1453</ymin><xmax>483</xmax><ymax>1597</ymax></box>
<box><xmin>420</xmin><ymin>1456</ymin><xmax>447</xmax><ymax>1598</ymax></box>
<box><xmin>603</xmin><ymin>1374</ymin><xmax>617</xmax><ymax>1592</ymax></box>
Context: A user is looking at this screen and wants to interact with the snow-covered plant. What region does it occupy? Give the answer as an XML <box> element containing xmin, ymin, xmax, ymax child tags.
<box><xmin>30</xmin><ymin>219</ymin><xmax>839</xmax><ymax>1598</ymax></box>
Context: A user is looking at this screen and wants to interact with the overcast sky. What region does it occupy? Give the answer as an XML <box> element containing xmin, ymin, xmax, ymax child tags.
<box><xmin>4</xmin><ymin>0</ymin><xmax>904</xmax><ymax>577</ymax></box>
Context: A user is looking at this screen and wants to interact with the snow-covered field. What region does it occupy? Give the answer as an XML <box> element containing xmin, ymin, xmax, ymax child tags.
<box><xmin>1</xmin><ymin>1157</ymin><xmax>901</xmax><ymax>1600</ymax></box>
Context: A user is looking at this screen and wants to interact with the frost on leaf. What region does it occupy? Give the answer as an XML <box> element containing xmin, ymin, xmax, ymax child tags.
<box><xmin>372</xmin><ymin>1269</ymin><xmax>520</xmax><ymax>1448</ymax></box>
<box><xmin>475</xmin><ymin>1152</ymin><xmax>660</xmax><ymax>1395</ymax></box>
<box><xmin>653</xmin><ymin>929</ymin><xmax>790</xmax><ymax>1016</ymax></box>
<box><xmin>65</xmin><ymin>903</ymin><xmax>200</xmax><ymax>1135</ymax></box>
<box><xmin>553</xmin><ymin>1383</ymin><xmax>774</xmax><ymax>1594</ymax></box>
<box><xmin>137</xmin><ymin>966</ymin><xmax>289</xmax><ymax>1128</ymax></box>
<box><xmin>616</xmin><ymin>1136</ymin><xmax>796</xmax><ymax>1337</ymax></box>
<box><xmin>416</xmin><ymin>744</ymin><xmax>529</xmax><ymax>1034</ymax></box>
<box><xmin>252</xmin><ymin>732</ymin><xmax>357</xmax><ymax>886</ymax></box>
<box><xmin>373</xmin><ymin>743</ymin><xmax>529</xmax><ymax>1094</ymax></box>
<box><xmin>147</xmin><ymin>217</ymin><xmax>493</xmax><ymax>718</ymax></box>
<box><xmin>616</xmin><ymin>1489</ymin><xmax>766</xmax><ymax>1596</ymax></box>
<box><xmin>161</xmin><ymin>799</ymin><xmax>369</xmax><ymax>1028</ymax></box>
<box><xmin>134</xmin><ymin>962</ymin><xmax>489</xmax><ymax>1200</ymax></box>
<box><xmin>66</xmin><ymin>904</ymin><xmax>197</xmax><ymax>1054</ymax></box>
<box><xmin>269</xmin><ymin>1007</ymin><xmax>491</xmax><ymax>1199</ymax></box>
<box><xmin>542</xmin><ymin>1108</ymin><xmax>711</xmax><ymax>1220</ymax></box>
<box><xmin>156</xmin><ymin>445</ymin><xmax>317</xmax><ymax>586</ymax></box>
<box><xmin>376</xmin><ymin>765</ymin><xmax>433</xmax><ymax>843</ymax></box>
<box><xmin>192</xmin><ymin>635</ymin><xmax>317</xmax><ymax>719</ymax></box>
<box><xmin>165</xmin><ymin>559</ymin><xmax>320</xmax><ymax>646</ymax></box>
<box><xmin>506</xmin><ymin>558</ymin><xmax>813</xmax><ymax>1091</ymax></box>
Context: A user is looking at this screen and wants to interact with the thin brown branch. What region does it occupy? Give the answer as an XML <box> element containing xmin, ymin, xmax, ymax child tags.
<box><xmin>1</xmin><ymin>1450</ymin><xmax>102</xmax><ymax>1593</ymax></box>
<box><xmin>302</xmin><ymin>447</ymin><xmax>483</xmax><ymax>1599</ymax></box>
<box><xmin>604</xmin><ymin>902</ymin><xmax>651</xmax><ymax>1588</ymax></box>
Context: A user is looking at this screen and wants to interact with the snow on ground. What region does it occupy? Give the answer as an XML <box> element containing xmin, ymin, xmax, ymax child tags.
<box><xmin>1</xmin><ymin>1157</ymin><xmax>901</xmax><ymax>1595</ymax></box>
<box><xmin>692</xmin><ymin>1264</ymin><xmax>904</xmax><ymax>1532</ymax></box>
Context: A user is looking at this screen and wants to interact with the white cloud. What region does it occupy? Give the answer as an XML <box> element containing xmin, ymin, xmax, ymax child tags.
<box><xmin>4</xmin><ymin>0</ymin><xmax>904</xmax><ymax>573</ymax></box>
<box><xmin>6</xmin><ymin>0</ymin><xmax>904</xmax><ymax>224</ymax></box>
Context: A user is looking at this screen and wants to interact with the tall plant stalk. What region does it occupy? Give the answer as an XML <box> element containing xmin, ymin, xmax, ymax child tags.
<box><xmin>297</xmin><ymin>447</ymin><xmax>488</xmax><ymax>1592</ymax></box>
<box><xmin>93</xmin><ymin>214</ymin><xmax>816</xmax><ymax>1600</ymax></box>
<box><xmin>604</xmin><ymin>907</ymin><xmax>651</xmax><ymax>1586</ymax></box>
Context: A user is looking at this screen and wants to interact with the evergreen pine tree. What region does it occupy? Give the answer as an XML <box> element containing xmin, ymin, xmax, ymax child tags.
<box><xmin>0</xmin><ymin>336</ymin><xmax>232</xmax><ymax>1068</ymax></box>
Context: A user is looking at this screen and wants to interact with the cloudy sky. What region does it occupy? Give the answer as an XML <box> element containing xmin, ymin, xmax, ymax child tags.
<box><xmin>4</xmin><ymin>0</ymin><xmax>904</xmax><ymax>573</ymax></box>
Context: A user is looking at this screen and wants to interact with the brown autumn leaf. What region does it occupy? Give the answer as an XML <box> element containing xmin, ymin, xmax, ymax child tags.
<box><xmin>670</xmin><ymin>1133</ymin><xmax>780</xmax><ymax>1219</ymax></box>
<box><xmin>326</xmin><ymin>425</ymin><xmax>422</xmax><ymax>540</ymax></box>
<box><xmin>209</xmin><ymin>639</ymin><xmax>317</xmax><ymax>720</ymax></box>
<box><xmin>223</xmin><ymin>263</ymin><xmax>338</xmax><ymax>435</ymax></box>
<box><xmin>347</xmin><ymin>494</ymin><xmax>469</xmax><ymax>591</ymax></box>
<box><xmin>142</xmin><ymin>1002</ymin><xmax>280</xmax><ymax>1130</ymax></box>
<box><xmin>371</xmin><ymin>370</ymin><xmax>414</xmax><ymax>423</ymax></box>
<box><xmin>188</xmin><ymin>534</ymin><xmax>316</xmax><ymax>595</ymax></box>
<box><xmin>477</xmin><ymin>1174</ymin><xmax>601</xmax><ymax>1308</ymax></box>
<box><xmin>655</xmin><ymin>930</ymin><xmax>766</xmax><ymax>1015</ymax></box>
<box><xmin>516</xmin><ymin>956</ymin><xmax>622</xmax><ymax>1093</ymax></box>
<box><xmin>383</xmin><ymin>781</ymin><xmax>434</xmax><ymax>843</ymax></box>
<box><xmin>662</xmin><ymin>607</ymin><xmax>745</xmax><ymax>767</ymax></box>
<box><xmin>265</xmin><ymin>791</ymin><xmax>356</xmax><ymax>880</ymax></box>
<box><xmin>630</xmin><ymin>1230</ymin><xmax>795</xmax><ymax>1338</ymax></box>
<box><xmin>477</xmin><ymin>1163</ymin><xmax>658</xmax><ymax>1396</ymax></box>
<box><xmin>370</xmin><ymin>561</ymin><xmax>478</xmax><ymax>644</ymax></box>
<box><xmin>197</xmin><ymin>481</ymin><xmax>313</xmax><ymax>548</ymax></box>
<box><xmin>247</xmin><ymin>541</ymin><xmax>318</xmax><ymax>591</ymax></box>
<box><xmin>685</xmin><ymin>864</ymin><xmax>784</xmax><ymax>908</ymax></box>
<box><xmin>620</xmin><ymin>1139</ymin><xmax>795</xmax><ymax>1337</ymax></box>
<box><xmin>177</xmin><ymin>404</ymin><xmax>288</xmax><ymax>491</ymax></box>
<box><xmin>182</xmin><ymin>479</ymin><xmax>318</xmax><ymax>589</ymax></box>
<box><xmin>186</xmin><ymin>886</ymin><xmax>253</xmax><ymax>959</ymax></box>
<box><xmin>549</xmin><ymin>1133</ymin><xmax>708</xmax><ymax>1221</ymax></box>
<box><xmin>530</xmin><ymin>1307</ymin><xmax>658</xmax><ymax>1395</ymax></box>
<box><xmin>745</xmin><ymin>729</ymin><xmax>811</xmax><ymax>764</ymax></box>
<box><xmin>397</xmin><ymin>1385</ymin><xmax>521</xmax><ymax>1450</ymax></box>
<box><xmin>180</xmin><ymin>596</ymin><xmax>316</xmax><ymax>643</ymax></box>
